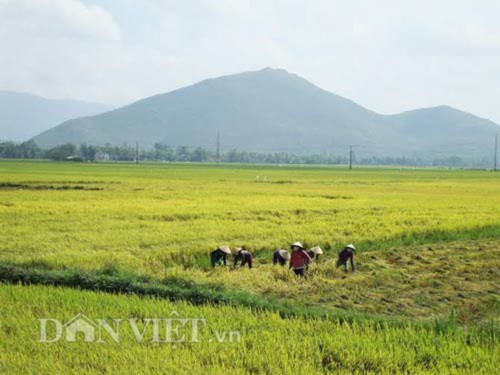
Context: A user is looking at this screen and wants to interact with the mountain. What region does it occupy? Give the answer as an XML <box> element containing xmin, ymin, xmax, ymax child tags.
<box><xmin>32</xmin><ymin>68</ymin><xmax>499</xmax><ymax>158</ymax></box>
<box><xmin>0</xmin><ymin>91</ymin><xmax>113</xmax><ymax>142</ymax></box>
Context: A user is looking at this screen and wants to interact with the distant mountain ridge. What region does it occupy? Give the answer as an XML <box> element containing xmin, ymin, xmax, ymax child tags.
<box><xmin>0</xmin><ymin>91</ymin><xmax>113</xmax><ymax>142</ymax></box>
<box><xmin>31</xmin><ymin>68</ymin><xmax>499</xmax><ymax>158</ymax></box>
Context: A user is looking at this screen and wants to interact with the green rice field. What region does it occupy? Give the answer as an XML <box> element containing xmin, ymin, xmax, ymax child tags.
<box><xmin>0</xmin><ymin>160</ymin><xmax>499</xmax><ymax>373</ymax></box>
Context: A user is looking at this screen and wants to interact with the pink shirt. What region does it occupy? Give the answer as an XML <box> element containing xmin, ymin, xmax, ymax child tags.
<box><xmin>289</xmin><ymin>250</ymin><xmax>312</xmax><ymax>269</ymax></box>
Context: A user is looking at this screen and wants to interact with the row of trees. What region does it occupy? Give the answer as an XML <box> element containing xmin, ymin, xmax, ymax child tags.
<box><xmin>359</xmin><ymin>155</ymin><xmax>492</xmax><ymax>168</ymax></box>
<box><xmin>0</xmin><ymin>141</ymin><xmax>348</xmax><ymax>164</ymax></box>
<box><xmin>0</xmin><ymin>141</ymin><xmax>135</xmax><ymax>161</ymax></box>
<box><xmin>0</xmin><ymin>140</ymin><xmax>491</xmax><ymax>168</ymax></box>
<box><xmin>0</xmin><ymin>140</ymin><xmax>40</xmax><ymax>159</ymax></box>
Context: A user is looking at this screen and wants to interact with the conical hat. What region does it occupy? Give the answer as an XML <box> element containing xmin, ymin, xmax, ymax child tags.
<box><xmin>345</xmin><ymin>244</ymin><xmax>356</xmax><ymax>251</ymax></box>
<box><xmin>278</xmin><ymin>249</ymin><xmax>291</xmax><ymax>260</ymax></box>
<box><xmin>291</xmin><ymin>241</ymin><xmax>304</xmax><ymax>249</ymax></box>
<box><xmin>310</xmin><ymin>246</ymin><xmax>323</xmax><ymax>255</ymax></box>
<box><xmin>218</xmin><ymin>245</ymin><xmax>231</xmax><ymax>254</ymax></box>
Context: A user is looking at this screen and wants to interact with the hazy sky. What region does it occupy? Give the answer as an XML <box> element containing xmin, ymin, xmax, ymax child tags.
<box><xmin>1</xmin><ymin>0</ymin><xmax>500</xmax><ymax>123</ymax></box>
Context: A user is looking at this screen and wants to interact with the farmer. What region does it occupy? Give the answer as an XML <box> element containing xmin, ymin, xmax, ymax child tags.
<box><xmin>233</xmin><ymin>247</ymin><xmax>253</xmax><ymax>269</ymax></box>
<box><xmin>273</xmin><ymin>249</ymin><xmax>290</xmax><ymax>266</ymax></box>
<box><xmin>337</xmin><ymin>244</ymin><xmax>356</xmax><ymax>272</ymax></box>
<box><xmin>289</xmin><ymin>242</ymin><xmax>312</xmax><ymax>277</ymax></box>
<box><xmin>307</xmin><ymin>246</ymin><xmax>323</xmax><ymax>264</ymax></box>
<box><xmin>210</xmin><ymin>245</ymin><xmax>231</xmax><ymax>268</ymax></box>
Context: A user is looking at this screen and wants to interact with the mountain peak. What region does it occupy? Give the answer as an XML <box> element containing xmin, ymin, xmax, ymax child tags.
<box><xmin>257</xmin><ymin>67</ymin><xmax>291</xmax><ymax>74</ymax></box>
<box><xmin>204</xmin><ymin>67</ymin><xmax>303</xmax><ymax>83</ymax></box>
<box><xmin>30</xmin><ymin>69</ymin><xmax>499</xmax><ymax>159</ymax></box>
<box><xmin>252</xmin><ymin>67</ymin><xmax>302</xmax><ymax>80</ymax></box>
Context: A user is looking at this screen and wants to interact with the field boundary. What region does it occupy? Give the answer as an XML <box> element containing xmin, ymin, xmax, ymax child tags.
<box><xmin>2</xmin><ymin>261</ymin><xmax>499</xmax><ymax>344</ymax></box>
<box><xmin>0</xmin><ymin>262</ymin><xmax>457</xmax><ymax>327</ymax></box>
<box><xmin>0</xmin><ymin>262</ymin><xmax>370</xmax><ymax>322</ymax></box>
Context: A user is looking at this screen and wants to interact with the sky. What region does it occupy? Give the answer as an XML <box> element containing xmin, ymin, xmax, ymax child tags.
<box><xmin>1</xmin><ymin>0</ymin><xmax>500</xmax><ymax>124</ymax></box>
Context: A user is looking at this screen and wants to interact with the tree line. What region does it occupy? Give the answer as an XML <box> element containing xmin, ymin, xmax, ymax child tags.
<box><xmin>0</xmin><ymin>140</ymin><xmax>491</xmax><ymax>168</ymax></box>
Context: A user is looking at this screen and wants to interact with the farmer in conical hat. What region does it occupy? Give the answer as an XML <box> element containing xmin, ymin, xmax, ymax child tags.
<box><xmin>233</xmin><ymin>247</ymin><xmax>253</xmax><ymax>269</ymax></box>
<box><xmin>210</xmin><ymin>245</ymin><xmax>231</xmax><ymax>268</ymax></box>
<box><xmin>273</xmin><ymin>249</ymin><xmax>290</xmax><ymax>266</ymax></box>
<box><xmin>336</xmin><ymin>244</ymin><xmax>356</xmax><ymax>272</ymax></box>
<box><xmin>289</xmin><ymin>242</ymin><xmax>311</xmax><ymax>277</ymax></box>
<box><xmin>307</xmin><ymin>246</ymin><xmax>323</xmax><ymax>264</ymax></box>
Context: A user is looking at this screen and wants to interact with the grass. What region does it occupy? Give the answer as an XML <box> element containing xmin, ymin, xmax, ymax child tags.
<box><xmin>0</xmin><ymin>262</ymin><xmax>342</xmax><ymax>321</ymax></box>
<box><xmin>1</xmin><ymin>160</ymin><xmax>499</xmax><ymax>273</ymax></box>
<box><xmin>1</xmin><ymin>238</ymin><xmax>498</xmax><ymax>323</ymax></box>
<box><xmin>0</xmin><ymin>284</ymin><xmax>498</xmax><ymax>374</ymax></box>
<box><xmin>168</xmin><ymin>238</ymin><xmax>500</xmax><ymax>322</ymax></box>
<box><xmin>0</xmin><ymin>160</ymin><xmax>499</xmax><ymax>373</ymax></box>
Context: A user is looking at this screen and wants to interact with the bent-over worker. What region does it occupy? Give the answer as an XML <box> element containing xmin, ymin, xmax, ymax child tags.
<box><xmin>210</xmin><ymin>245</ymin><xmax>231</xmax><ymax>268</ymax></box>
<box><xmin>273</xmin><ymin>249</ymin><xmax>291</xmax><ymax>266</ymax></box>
<box><xmin>233</xmin><ymin>247</ymin><xmax>253</xmax><ymax>269</ymax></box>
<box><xmin>307</xmin><ymin>246</ymin><xmax>323</xmax><ymax>264</ymax></box>
<box><xmin>337</xmin><ymin>244</ymin><xmax>355</xmax><ymax>272</ymax></box>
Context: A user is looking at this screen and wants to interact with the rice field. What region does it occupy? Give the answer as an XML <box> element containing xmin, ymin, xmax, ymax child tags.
<box><xmin>0</xmin><ymin>284</ymin><xmax>498</xmax><ymax>374</ymax></box>
<box><xmin>1</xmin><ymin>160</ymin><xmax>499</xmax><ymax>272</ymax></box>
<box><xmin>0</xmin><ymin>160</ymin><xmax>499</xmax><ymax>373</ymax></box>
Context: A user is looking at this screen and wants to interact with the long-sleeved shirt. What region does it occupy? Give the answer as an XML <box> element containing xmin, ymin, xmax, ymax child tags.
<box><xmin>306</xmin><ymin>250</ymin><xmax>320</xmax><ymax>264</ymax></box>
<box><xmin>234</xmin><ymin>250</ymin><xmax>253</xmax><ymax>268</ymax></box>
<box><xmin>273</xmin><ymin>250</ymin><xmax>287</xmax><ymax>266</ymax></box>
<box><xmin>289</xmin><ymin>250</ymin><xmax>312</xmax><ymax>270</ymax></box>
<box><xmin>337</xmin><ymin>248</ymin><xmax>354</xmax><ymax>270</ymax></box>
<box><xmin>210</xmin><ymin>249</ymin><xmax>227</xmax><ymax>268</ymax></box>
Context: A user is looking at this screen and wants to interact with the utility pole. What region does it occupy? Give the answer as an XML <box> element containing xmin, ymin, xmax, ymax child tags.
<box><xmin>349</xmin><ymin>145</ymin><xmax>353</xmax><ymax>170</ymax></box>
<box><xmin>495</xmin><ymin>133</ymin><xmax>498</xmax><ymax>172</ymax></box>
<box><xmin>216</xmin><ymin>130</ymin><xmax>220</xmax><ymax>165</ymax></box>
<box><xmin>136</xmin><ymin>142</ymin><xmax>139</xmax><ymax>165</ymax></box>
